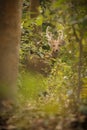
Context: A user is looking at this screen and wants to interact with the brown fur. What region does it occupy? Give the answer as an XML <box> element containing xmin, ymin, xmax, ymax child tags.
<box><xmin>26</xmin><ymin>28</ymin><xmax>65</xmax><ymax>76</ymax></box>
<box><xmin>26</xmin><ymin>54</ymin><xmax>51</xmax><ymax>76</ymax></box>
<box><xmin>46</xmin><ymin>27</ymin><xmax>65</xmax><ymax>54</ymax></box>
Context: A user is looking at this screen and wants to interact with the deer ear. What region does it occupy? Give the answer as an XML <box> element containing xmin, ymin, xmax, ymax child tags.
<box><xmin>47</xmin><ymin>40</ymin><xmax>52</xmax><ymax>47</ymax></box>
<box><xmin>46</xmin><ymin>26</ymin><xmax>53</xmax><ymax>42</ymax></box>
<box><xmin>61</xmin><ymin>40</ymin><xmax>65</xmax><ymax>45</ymax></box>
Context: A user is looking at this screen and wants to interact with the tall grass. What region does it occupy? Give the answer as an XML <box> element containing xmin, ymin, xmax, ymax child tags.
<box><xmin>18</xmin><ymin>71</ymin><xmax>48</xmax><ymax>103</ymax></box>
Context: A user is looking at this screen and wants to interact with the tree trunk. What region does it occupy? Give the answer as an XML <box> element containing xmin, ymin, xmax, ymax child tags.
<box><xmin>72</xmin><ymin>25</ymin><xmax>83</xmax><ymax>104</ymax></box>
<box><xmin>0</xmin><ymin>0</ymin><xmax>22</xmax><ymax>128</ymax></box>
<box><xmin>30</xmin><ymin>0</ymin><xmax>40</xmax><ymax>18</ymax></box>
<box><xmin>0</xmin><ymin>0</ymin><xmax>22</xmax><ymax>97</ymax></box>
<box><xmin>77</xmin><ymin>40</ymin><xmax>83</xmax><ymax>103</ymax></box>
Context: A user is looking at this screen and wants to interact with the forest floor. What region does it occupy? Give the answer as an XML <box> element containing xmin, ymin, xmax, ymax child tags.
<box><xmin>6</xmin><ymin>107</ymin><xmax>87</xmax><ymax>130</ymax></box>
<box><xmin>0</xmin><ymin>104</ymin><xmax>87</xmax><ymax>130</ymax></box>
<box><xmin>1</xmin><ymin>70</ymin><xmax>87</xmax><ymax>130</ymax></box>
<box><xmin>6</xmin><ymin>114</ymin><xmax>87</xmax><ymax>130</ymax></box>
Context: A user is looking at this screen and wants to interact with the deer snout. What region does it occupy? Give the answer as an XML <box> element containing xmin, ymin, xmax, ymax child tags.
<box><xmin>52</xmin><ymin>48</ymin><xmax>59</xmax><ymax>54</ymax></box>
<box><xmin>55</xmin><ymin>49</ymin><xmax>59</xmax><ymax>52</ymax></box>
<box><xmin>52</xmin><ymin>47</ymin><xmax>59</xmax><ymax>53</ymax></box>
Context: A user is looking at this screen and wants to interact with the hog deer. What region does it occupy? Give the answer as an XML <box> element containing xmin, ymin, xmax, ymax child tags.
<box><xmin>46</xmin><ymin>26</ymin><xmax>65</xmax><ymax>57</ymax></box>
<box><xmin>26</xmin><ymin>27</ymin><xmax>65</xmax><ymax>76</ymax></box>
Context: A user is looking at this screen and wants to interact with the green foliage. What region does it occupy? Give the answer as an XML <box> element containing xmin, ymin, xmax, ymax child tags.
<box><xmin>18</xmin><ymin>71</ymin><xmax>48</xmax><ymax>103</ymax></box>
<box><xmin>7</xmin><ymin>1</ymin><xmax>87</xmax><ymax>129</ymax></box>
<box><xmin>19</xmin><ymin>0</ymin><xmax>87</xmax><ymax>116</ymax></box>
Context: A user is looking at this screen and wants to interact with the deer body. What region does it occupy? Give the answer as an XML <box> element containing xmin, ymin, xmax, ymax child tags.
<box><xmin>26</xmin><ymin>27</ymin><xmax>65</xmax><ymax>76</ymax></box>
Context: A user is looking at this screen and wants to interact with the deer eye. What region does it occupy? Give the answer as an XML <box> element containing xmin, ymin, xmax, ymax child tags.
<box><xmin>53</xmin><ymin>45</ymin><xmax>55</xmax><ymax>47</ymax></box>
<box><xmin>58</xmin><ymin>44</ymin><xmax>61</xmax><ymax>47</ymax></box>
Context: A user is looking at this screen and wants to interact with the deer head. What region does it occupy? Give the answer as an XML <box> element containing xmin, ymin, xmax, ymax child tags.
<box><xmin>46</xmin><ymin>26</ymin><xmax>65</xmax><ymax>56</ymax></box>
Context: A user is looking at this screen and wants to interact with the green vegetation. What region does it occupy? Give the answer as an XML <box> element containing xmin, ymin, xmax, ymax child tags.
<box><xmin>18</xmin><ymin>71</ymin><xmax>47</xmax><ymax>101</ymax></box>
<box><xmin>8</xmin><ymin>0</ymin><xmax>87</xmax><ymax>129</ymax></box>
<box><xmin>19</xmin><ymin>0</ymin><xmax>87</xmax><ymax>114</ymax></box>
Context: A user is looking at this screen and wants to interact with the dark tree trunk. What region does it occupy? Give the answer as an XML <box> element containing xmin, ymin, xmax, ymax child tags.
<box><xmin>30</xmin><ymin>0</ymin><xmax>40</xmax><ymax>18</ymax></box>
<box><xmin>77</xmin><ymin>40</ymin><xmax>83</xmax><ymax>103</ymax></box>
<box><xmin>0</xmin><ymin>0</ymin><xmax>22</xmax><ymax>98</ymax></box>
<box><xmin>0</xmin><ymin>0</ymin><xmax>23</xmax><ymax>128</ymax></box>
<box><xmin>72</xmin><ymin>25</ymin><xmax>83</xmax><ymax>104</ymax></box>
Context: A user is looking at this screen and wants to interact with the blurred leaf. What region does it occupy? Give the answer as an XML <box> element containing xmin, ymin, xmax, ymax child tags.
<box><xmin>36</xmin><ymin>15</ymin><xmax>43</xmax><ymax>26</ymax></box>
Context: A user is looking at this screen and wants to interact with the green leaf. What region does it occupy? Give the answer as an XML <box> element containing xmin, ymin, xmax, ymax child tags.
<box><xmin>53</xmin><ymin>0</ymin><xmax>65</xmax><ymax>8</ymax></box>
<box><xmin>36</xmin><ymin>15</ymin><xmax>43</xmax><ymax>26</ymax></box>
